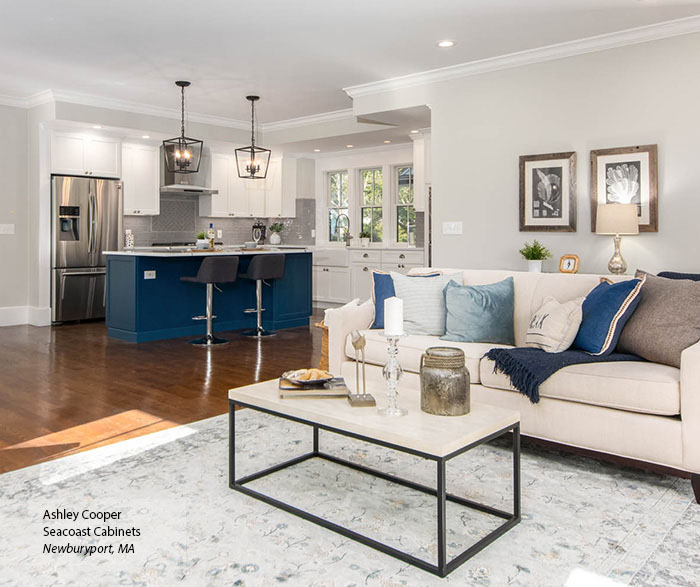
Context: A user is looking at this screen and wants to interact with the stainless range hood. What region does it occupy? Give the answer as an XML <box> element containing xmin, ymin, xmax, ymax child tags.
<box><xmin>160</xmin><ymin>147</ymin><xmax>218</xmax><ymax>194</ymax></box>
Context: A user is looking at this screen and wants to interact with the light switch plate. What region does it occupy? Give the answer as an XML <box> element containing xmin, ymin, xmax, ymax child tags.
<box><xmin>216</xmin><ymin>229</ymin><xmax>223</xmax><ymax>238</ymax></box>
<box><xmin>0</xmin><ymin>224</ymin><xmax>15</xmax><ymax>235</ymax></box>
<box><xmin>144</xmin><ymin>270</ymin><xmax>156</xmax><ymax>280</ymax></box>
<box><xmin>442</xmin><ymin>221</ymin><xmax>463</xmax><ymax>235</ymax></box>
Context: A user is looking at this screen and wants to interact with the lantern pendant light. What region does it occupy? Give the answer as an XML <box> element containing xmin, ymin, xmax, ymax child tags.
<box><xmin>235</xmin><ymin>95</ymin><xmax>271</xmax><ymax>179</ymax></box>
<box><xmin>162</xmin><ymin>81</ymin><xmax>203</xmax><ymax>174</ymax></box>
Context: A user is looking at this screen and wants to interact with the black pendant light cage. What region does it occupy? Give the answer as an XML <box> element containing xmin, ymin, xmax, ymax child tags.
<box><xmin>235</xmin><ymin>95</ymin><xmax>271</xmax><ymax>179</ymax></box>
<box><xmin>163</xmin><ymin>81</ymin><xmax>203</xmax><ymax>174</ymax></box>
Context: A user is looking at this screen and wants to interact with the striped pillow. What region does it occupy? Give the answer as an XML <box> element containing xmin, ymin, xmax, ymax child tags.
<box><xmin>390</xmin><ymin>272</ymin><xmax>461</xmax><ymax>335</ymax></box>
<box><xmin>573</xmin><ymin>276</ymin><xmax>645</xmax><ymax>355</ymax></box>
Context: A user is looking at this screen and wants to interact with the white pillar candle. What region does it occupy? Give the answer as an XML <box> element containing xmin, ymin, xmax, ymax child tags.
<box><xmin>384</xmin><ymin>296</ymin><xmax>404</xmax><ymax>337</ymax></box>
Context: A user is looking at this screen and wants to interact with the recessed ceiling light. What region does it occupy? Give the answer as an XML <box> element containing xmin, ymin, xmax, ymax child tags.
<box><xmin>383</xmin><ymin>140</ymin><xmax>392</xmax><ymax>144</ymax></box>
<box><xmin>346</xmin><ymin>144</ymin><xmax>354</xmax><ymax>148</ymax></box>
<box><xmin>410</xmin><ymin>130</ymin><xmax>419</xmax><ymax>134</ymax></box>
<box><xmin>92</xmin><ymin>125</ymin><xmax>103</xmax><ymax>129</ymax></box>
<box><xmin>313</xmin><ymin>148</ymin><xmax>321</xmax><ymax>152</ymax></box>
<box><xmin>141</xmin><ymin>135</ymin><xmax>150</xmax><ymax>139</ymax></box>
<box><xmin>436</xmin><ymin>39</ymin><xmax>456</xmax><ymax>48</ymax></box>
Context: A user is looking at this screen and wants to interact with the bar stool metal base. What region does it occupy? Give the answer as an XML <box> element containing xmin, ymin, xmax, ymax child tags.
<box><xmin>190</xmin><ymin>334</ymin><xmax>229</xmax><ymax>346</ymax></box>
<box><xmin>241</xmin><ymin>327</ymin><xmax>275</xmax><ymax>337</ymax></box>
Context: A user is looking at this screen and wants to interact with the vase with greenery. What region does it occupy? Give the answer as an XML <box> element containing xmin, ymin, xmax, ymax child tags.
<box><xmin>519</xmin><ymin>240</ymin><xmax>552</xmax><ymax>273</ymax></box>
<box><xmin>358</xmin><ymin>230</ymin><xmax>371</xmax><ymax>248</ymax></box>
<box><xmin>268</xmin><ymin>222</ymin><xmax>284</xmax><ymax>245</ymax></box>
<box><xmin>196</xmin><ymin>231</ymin><xmax>209</xmax><ymax>249</ymax></box>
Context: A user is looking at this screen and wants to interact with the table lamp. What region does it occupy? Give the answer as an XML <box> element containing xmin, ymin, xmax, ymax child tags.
<box><xmin>596</xmin><ymin>204</ymin><xmax>639</xmax><ymax>274</ymax></box>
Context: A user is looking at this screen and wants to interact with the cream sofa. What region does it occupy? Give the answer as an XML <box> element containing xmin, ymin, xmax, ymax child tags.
<box><xmin>324</xmin><ymin>268</ymin><xmax>700</xmax><ymax>502</ymax></box>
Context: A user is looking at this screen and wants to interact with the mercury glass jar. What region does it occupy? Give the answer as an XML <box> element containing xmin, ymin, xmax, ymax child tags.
<box><xmin>419</xmin><ymin>347</ymin><xmax>470</xmax><ymax>416</ymax></box>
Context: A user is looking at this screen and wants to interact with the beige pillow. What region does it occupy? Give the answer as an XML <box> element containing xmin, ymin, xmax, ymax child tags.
<box><xmin>526</xmin><ymin>296</ymin><xmax>584</xmax><ymax>353</ymax></box>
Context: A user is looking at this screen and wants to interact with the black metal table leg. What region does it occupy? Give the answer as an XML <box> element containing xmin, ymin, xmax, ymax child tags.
<box><xmin>313</xmin><ymin>425</ymin><xmax>319</xmax><ymax>455</ymax></box>
<box><xmin>229</xmin><ymin>402</ymin><xmax>236</xmax><ymax>489</ymax></box>
<box><xmin>513</xmin><ymin>424</ymin><xmax>521</xmax><ymax>520</ymax></box>
<box><xmin>436</xmin><ymin>457</ymin><xmax>447</xmax><ymax>576</ymax></box>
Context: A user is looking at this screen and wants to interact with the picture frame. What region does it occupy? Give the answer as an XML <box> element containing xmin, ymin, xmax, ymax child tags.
<box><xmin>558</xmin><ymin>254</ymin><xmax>580</xmax><ymax>274</ymax></box>
<box><xmin>519</xmin><ymin>152</ymin><xmax>576</xmax><ymax>232</ymax></box>
<box><xmin>590</xmin><ymin>144</ymin><xmax>658</xmax><ymax>233</ymax></box>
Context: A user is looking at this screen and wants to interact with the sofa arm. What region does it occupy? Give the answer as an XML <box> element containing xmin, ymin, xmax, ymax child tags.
<box><xmin>324</xmin><ymin>298</ymin><xmax>374</xmax><ymax>375</ymax></box>
<box><xmin>681</xmin><ymin>339</ymin><xmax>700</xmax><ymax>472</ymax></box>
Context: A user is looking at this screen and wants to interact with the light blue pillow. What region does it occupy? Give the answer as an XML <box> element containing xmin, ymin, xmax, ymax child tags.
<box><xmin>391</xmin><ymin>272</ymin><xmax>460</xmax><ymax>335</ymax></box>
<box><xmin>441</xmin><ymin>278</ymin><xmax>515</xmax><ymax>345</ymax></box>
<box><xmin>573</xmin><ymin>277</ymin><xmax>644</xmax><ymax>355</ymax></box>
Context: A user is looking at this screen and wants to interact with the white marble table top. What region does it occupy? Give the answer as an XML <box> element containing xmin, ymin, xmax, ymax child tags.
<box><xmin>229</xmin><ymin>380</ymin><xmax>520</xmax><ymax>458</ymax></box>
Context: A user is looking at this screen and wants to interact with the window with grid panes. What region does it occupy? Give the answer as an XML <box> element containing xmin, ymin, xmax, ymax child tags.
<box><xmin>396</xmin><ymin>166</ymin><xmax>415</xmax><ymax>245</ymax></box>
<box><xmin>360</xmin><ymin>168</ymin><xmax>383</xmax><ymax>243</ymax></box>
<box><xmin>328</xmin><ymin>170</ymin><xmax>349</xmax><ymax>242</ymax></box>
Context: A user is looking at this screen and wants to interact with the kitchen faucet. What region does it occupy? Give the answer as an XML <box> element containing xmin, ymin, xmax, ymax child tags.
<box><xmin>334</xmin><ymin>213</ymin><xmax>353</xmax><ymax>247</ymax></box>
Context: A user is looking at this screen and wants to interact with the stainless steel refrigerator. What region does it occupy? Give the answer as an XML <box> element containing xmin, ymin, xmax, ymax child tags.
<box><xmin>52</xmin><ymin>176</ymin><xmax>123</xmax><ymax>322</ymax></box>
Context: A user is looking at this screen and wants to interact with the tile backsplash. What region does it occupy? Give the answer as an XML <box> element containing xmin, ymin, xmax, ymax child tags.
<box><xmin>124</xmin><ymin>195</ymin><xmax>316</xmax><ymax>247</ymax></box>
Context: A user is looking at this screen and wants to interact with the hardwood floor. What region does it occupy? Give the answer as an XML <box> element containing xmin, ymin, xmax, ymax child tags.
<box><xmin>0</xmin><ymin>314</ymin><xmax>323</xmax><ymax>473</ymax></box>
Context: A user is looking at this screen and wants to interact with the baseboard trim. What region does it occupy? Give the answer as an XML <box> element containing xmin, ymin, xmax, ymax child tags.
<box><xmin>28</xmin><ymin>306</ymin><xmax>51</xmax><ymax>327</ymax></box>
<box><xmin>0</xmin><ymin>306</ymin><xmax>29</xmax><ymax>326</ymax></box>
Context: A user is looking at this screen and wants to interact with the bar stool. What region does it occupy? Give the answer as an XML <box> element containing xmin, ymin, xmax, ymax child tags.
<box><xmin>180</xmin><ymin>256</ymin><xmax>239</xmax><ymax>346</ymax></box>
<box><xmin>241</xmin><ymin>254</ymin><xmax>286</xmax><ymax>337</ymax></box>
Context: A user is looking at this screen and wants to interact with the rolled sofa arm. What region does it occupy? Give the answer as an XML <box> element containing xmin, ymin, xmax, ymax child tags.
<box><xmin>324</xmin><ymin>298</ymin><xmax>374</xmax><ymax>375</ymax></box>
<box><xmin>681</xmin><ymin>339</ymin><xmax>700</xmax><ymax>472</ymax></box>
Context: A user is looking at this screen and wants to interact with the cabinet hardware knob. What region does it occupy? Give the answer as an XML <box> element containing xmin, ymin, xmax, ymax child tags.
<box><xmin>363</xmin><ymin>267</ymin><xmax>368</xmax><ymax>272</ymax></box>
<box><xmin>363</xmin><ymin>253</ymin><xmax>368</xmax><ymax>258</ymax></box>
<box><xmin>399</xmin><ymin>254</ymin><xmax>405</xmax><ymax>259</ymax></box>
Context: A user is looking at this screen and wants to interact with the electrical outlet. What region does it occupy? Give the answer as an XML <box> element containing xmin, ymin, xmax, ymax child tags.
<box><xmin>311</xmin><ymin>229</ymin><xmax>316</xmax><ymax>238</ymax></box>
<box><xmin>442</xmin><ymin>221</ymin><xmax>463</xmax><ymax>235</ymax></box>
<box><xmin>0</xmin><ymin>224</ymin><xmax>15</xmax><ymax>235</ymax></box>
<box><xmin>144</xmin><ymin>270</ymin><xmax>156</xmax><ymax>280</ymax></box>
<box><xmin>216</xmin><ymin>229</ymin><xmax>222</xmax><ymax>238</ymax></box>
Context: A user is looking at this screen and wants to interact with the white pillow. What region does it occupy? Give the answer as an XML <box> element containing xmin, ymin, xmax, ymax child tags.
<box><xmin>525</xmin><ymin>296</ymin><xmax>584</xmax><ymax>353</ymax></box>
<box><xmin>390</xmin><ymin>272</ymin><xmax>461</xmax><ymax>335</ymax></box>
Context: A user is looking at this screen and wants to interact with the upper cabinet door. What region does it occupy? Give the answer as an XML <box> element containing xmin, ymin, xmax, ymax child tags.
<box><xmin>84</xmin><ymin>136</ymin><xmax>121</xmax><ymax>178</ymax></box>
<box><xmin>228</xmin><ymin>172</ymin><xmax>249</xmax><ymax>216</ymax></box>
<box><xmin>51</xmin><ymin>133</ymin><xmax>86</xmax><ymax>176</ymax></box>
<box><xmin>51</xmin><ymin>132</ymin><xmax>121</xmax><ymax>178</ymax></box>
<box><xmin>122</xmin><ymin>143</ymin><xmax>160</xmax><ymax>216</ymax></box>
<box><xmin>199</xmin><ymin>153</ymin><xmax>231</xmax><ymax>218</ymax></box>
<box><xmin>246</xmin><ymin>178</ymin><xmax>266</xmax><ymax>217</ymax></box>
<box><xmin>263</xmin><ymin>159</ymin><xmax>282</xmax><ymax>217</ymax></box>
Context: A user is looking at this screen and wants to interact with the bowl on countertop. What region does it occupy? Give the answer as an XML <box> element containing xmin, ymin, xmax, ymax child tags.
<box><xmin>244</xmin><ymin>241</ymin><xmax>258</xmax><ymax>249</ymax></box>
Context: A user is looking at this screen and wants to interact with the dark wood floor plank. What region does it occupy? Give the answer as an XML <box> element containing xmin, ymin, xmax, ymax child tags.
<box><xmin>0</xmin><ymin>314</ymin><xmax>323</xmax><ymax>473</ymax></box>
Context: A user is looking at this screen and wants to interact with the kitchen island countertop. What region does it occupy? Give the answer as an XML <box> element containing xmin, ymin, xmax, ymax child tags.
<box><xmin>104</xmin><ymin>247</ymin><xmax>308</xmax><ymax>258</ymax></box>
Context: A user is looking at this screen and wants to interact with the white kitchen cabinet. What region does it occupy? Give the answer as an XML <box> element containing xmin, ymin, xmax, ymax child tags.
<box><xmin>264</xmin><ymin>157</ymin><xmax>297</xmax><ymax>218</ymax></box>
<box><xmin>411</xmin><ymin>131</ymin><xmax>430</xmax><ymax>212</ymax></box>
<box><xmin>313</xmin><ymin>266</ymin><xmax>351</xmax><ymax>304</ymax></box>
<box><xmin>122</xmin><ymin>143</ymin><xmax>160</xmax><ymax>216</ymax></box>
<box><xmin>51</xmin><ymin>132</ymin><xmax>121</xmax><ymax>178</ymax></box>
<box><xmin>351</xmin><ymin>263</ymin><xmax>376</xmax><ymax>301</ymax></box>
<box><xmin>199</xmin><ymin>153</ymin><xmax>232</xmax><ymax>217</ymax></box>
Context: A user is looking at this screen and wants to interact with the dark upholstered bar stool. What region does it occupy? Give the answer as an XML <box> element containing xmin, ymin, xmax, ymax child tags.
<box><xmin>180</xmin><ymin>256</ymin><xmax>239</xmax><ymax>346</ymax></box>
<box><xmin>241</xmin><ymin>254</ymin><xmax>286</xmax><ymax>337</ymax></box>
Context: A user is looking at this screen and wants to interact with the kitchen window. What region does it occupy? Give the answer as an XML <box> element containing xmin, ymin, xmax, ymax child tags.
<box><xmin>328</xmin><ymin>170</ymin><xmax>349</xmax><ymax>242</ymax></box>
<box><xmin>360</xmin><ymin>168</ymin><xmax>383</xmax><ymax>243</ymax></box>
<box><xmin>396</xmin><ymin>166</ymin><xmax>415</xmax><ymax>245</ymax></box>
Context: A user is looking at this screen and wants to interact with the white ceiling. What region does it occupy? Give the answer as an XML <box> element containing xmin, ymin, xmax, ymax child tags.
<box><xmin>2</xmin><ymin>1</ymin><xmax>700</xmax><ymax>123</ymax></box>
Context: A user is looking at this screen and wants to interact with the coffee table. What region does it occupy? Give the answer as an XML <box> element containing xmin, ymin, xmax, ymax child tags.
<box><xmin>228</xmin><ymin>380</ymin><xmax>520</xmax><ymax>577</ymax></box>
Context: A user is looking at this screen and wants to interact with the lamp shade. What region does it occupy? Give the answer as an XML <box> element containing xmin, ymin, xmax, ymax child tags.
<box><xmin>596</xmin><ymin>204</ymin><xmax>639</xmax><ymax>235</ymax></box>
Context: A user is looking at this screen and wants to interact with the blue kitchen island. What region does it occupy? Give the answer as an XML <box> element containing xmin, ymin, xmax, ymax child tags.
<box><xmin>104</xmin><ymin>248</ymin><xmax>312</xmax><ymax>342</ymax></box>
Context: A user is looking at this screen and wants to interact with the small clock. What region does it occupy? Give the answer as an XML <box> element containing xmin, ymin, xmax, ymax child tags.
<box><xmin>559</xmin><ymin>254</ymin><xmax>580</xmax><ymax>274</ymax></box>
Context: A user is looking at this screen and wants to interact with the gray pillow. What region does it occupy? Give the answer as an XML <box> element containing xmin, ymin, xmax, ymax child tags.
<box><xmin>390</xmin><ymin>272</ymin><xmax>460</xmax><ymax>335</ymax></box>
<box><xmin>617</xmin><ymin>271</ymin><xmax>700</xmax><ymax>367</ymax></box>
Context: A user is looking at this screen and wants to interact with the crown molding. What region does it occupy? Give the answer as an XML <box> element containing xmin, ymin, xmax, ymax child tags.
<box><xmin>344</xmin><ymin>15</ymin><xmax>700</xmax><ymax>98</ymax></box>
<box><xmin>0</xmin><ymin>93</ymin><xmax>30</xmax><ymax>108</ymax></box>
<box><xmin>310</xmin><ymin>141</ymin><xmax>412</xmax><ymax>159</ymax></box>
<box><xmin>262</xmin><ymin>108</ymin><xmax>356</xmax><ymax>132</ymax></box>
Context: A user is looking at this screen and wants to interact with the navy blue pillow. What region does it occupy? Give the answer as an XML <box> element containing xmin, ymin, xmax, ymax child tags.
<box><xmin>658</xmin><ymin>271</ymin><xmax>700</xmax><ymax>282</ymax></box>
<box><xmin>370</xmin><ymin>270</ymin><xmax>441</xmax><ymax>329</ymax></box>
<box><xmin>573</xmin><ymin>278</ymin><xmax>645</xmax><ymax>355</ymax></box>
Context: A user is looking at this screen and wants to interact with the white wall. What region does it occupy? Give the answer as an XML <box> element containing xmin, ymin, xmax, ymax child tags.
<box><xmin>352</xmin><ymin>32</ymin><xmax>700</xmax><ymax>274</ymax></box>
<box><xmin>314</xmin><ymin>145</ymin><xmax>413</xmax><ymax>245</ymax></box>
<box><xmin>0</xmin><ymin>105</ymin><xmax>29</xmax><ymax>324</ymax></box>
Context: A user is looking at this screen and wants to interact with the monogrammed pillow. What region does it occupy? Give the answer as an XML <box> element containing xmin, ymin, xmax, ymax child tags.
<box><xmin>525</xmin><ymin>296</ymin><xmax>585</xmax><ymax>353</ymax></box>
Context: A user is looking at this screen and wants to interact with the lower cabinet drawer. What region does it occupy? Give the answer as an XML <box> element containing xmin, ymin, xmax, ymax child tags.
<box><xmin>350</xmin><ymin>249</ymin><xmax>382</xmax><ymax>264</ymax></box>
<box><xmin>381</xmin><ymin>262</ymin><xmax>424</xmax><ymax>275</ymax></box>
<box><xmin>382</xmin><ymin>250</ymin><xmax>425</xmax><ymax>265</ymax></box>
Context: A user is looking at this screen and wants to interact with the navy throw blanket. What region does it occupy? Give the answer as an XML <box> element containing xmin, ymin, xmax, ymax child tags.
<box><xmin>484</xmin><ymin>347</ymin><xmax>644</xmax><ymax>404</ymax></box>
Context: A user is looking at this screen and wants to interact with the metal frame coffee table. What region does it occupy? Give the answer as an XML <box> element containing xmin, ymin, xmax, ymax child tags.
<box><xmin>229</xmin><ymin>381</ymin><xmax>520</xmax><ymax>578</ymax></box>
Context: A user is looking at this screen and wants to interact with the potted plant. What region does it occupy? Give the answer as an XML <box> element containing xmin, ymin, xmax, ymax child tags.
<box><xmin>268</xmin><ymin>222</ymin><xmax>284</xmax><ymax>245</ymax></box>
<box><xmin>358</xmin><ymin>230</ymin><xmax>371</xmax><ymax>248</ymax></box>
<box><xmin>519</xmin><ymin>240</ymin><xmax>552</xmax><ymax>273</ymax></box>
<box><xmin>196</xmin><ymin>231</ymin><xmax>209</xmax><ymax>249</ymax></box>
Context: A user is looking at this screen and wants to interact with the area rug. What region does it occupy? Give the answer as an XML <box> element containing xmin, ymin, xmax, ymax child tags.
<box><xmin>0</xmin><ymin>409</ymin><xmax>698</xmax><ymax>587</ymax></box>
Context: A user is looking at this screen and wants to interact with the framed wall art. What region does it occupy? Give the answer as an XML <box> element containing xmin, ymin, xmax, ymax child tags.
<box><xmin>519</xmin><ymin>151</ymin><xmax>576</xmax><ymax>232</ymax></box>
<box><xmin>590</xmin><ymin>144</ymin><xmax>658</xmax><ymax>232</ymax></box>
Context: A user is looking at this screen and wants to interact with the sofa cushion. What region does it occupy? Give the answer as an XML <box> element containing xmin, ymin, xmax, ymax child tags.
<box><xmin>479</xmin><ymin>357</ymin><xmax>680</xmax><ymax>416</ymax></box>
<box><xmin>391</xmin><ymin>272</ymin><xmax>460</xmax><ymax>336</ymax></box>
<box><xmin>617</xmin><ymin>271</ymin><xmax>700</xmax><ymax>368</ymax></box>
<box><xmin>442</xmin><ymin>278</ymin><xmax>515</xmax><ymax>345</ymax></box>
<box><xmin>346</xmin><ymin>329</ymin><xmax>512</xmax><ymax>384</ymax></box>
<box><xmin>525</xmin><ymin>296</ymin><xmax>584</xmax><ymax>353</ymax></box>
<box><xmin>572</xmin><ymin>277</ymin><xmax>644</xmax><ymax>355</ymax></box>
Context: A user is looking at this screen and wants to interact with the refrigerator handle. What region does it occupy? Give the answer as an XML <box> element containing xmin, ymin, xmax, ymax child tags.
<box><xmin>88</xmin><ymin>192</ymin><xmax>96</xmax><ymax>254</ymax></box>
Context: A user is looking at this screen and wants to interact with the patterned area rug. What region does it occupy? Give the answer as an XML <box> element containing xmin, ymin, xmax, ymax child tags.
<box><xmin>0</xmin><ymin>408</ymin><xmax>698</xmax><ymax>587</ymax></box>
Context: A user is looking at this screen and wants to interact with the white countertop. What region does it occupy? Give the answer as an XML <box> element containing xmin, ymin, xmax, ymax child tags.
<box><xmin>105</xmin><ymin>246</ymin><xmax>309</xmax><ymax>258</ymax></box>
<box><xmin>229</xmin><ymin>379</ymin><xmax>519</xmax><ymax>458</ymax></box>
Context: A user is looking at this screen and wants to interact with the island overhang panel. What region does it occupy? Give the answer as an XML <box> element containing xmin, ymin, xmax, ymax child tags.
<box><xmin>105</xmin><ymin>251</ymin><xmax>312</xmax><ymax>342</ymax></box>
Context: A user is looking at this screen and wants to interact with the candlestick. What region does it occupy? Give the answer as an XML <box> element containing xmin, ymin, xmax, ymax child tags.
<box><xmin>379</xmin><ymin>334</ymin><xmax>407</xmax><ymax>417</ymax></box>
<box><xmin>384</xmin><ymin>296</ymin><xmax>404</xmax><ymax>337</ymax></box>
